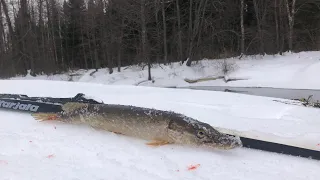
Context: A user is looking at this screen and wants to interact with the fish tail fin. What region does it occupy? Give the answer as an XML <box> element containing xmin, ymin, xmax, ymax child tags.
<box><xmin>31</xmin><ymin>113</ymin><xmax>61</xmax><ymax>122</ymax></box>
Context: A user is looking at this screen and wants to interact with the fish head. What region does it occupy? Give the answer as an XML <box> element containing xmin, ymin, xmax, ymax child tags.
<box><xmin>168</xmin><ymin>118</ymin><xmax>242</xmax><ymax>150</ymax></box>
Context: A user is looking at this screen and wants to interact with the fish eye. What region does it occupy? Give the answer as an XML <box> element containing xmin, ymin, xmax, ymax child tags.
<box><xmin>196</xmin><ymin>130</ymin><xmax>205</xmax><ymax>138</ymax></box>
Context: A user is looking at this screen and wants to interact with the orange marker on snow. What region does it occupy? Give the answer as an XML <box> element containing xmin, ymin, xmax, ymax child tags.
<box><xmin>187</xmin><ymin>164</ymin><xmax>200</xmax><ymax>171</ymax></box>
<box><xmin>46</xmin><ymin>154</ymin><xmax>55</xmax><ymax>158</ymax></box>
<box><xmin>0</xmin><ymin>160</ymin><xmax>8</xmax><ymax>165</ymax></box>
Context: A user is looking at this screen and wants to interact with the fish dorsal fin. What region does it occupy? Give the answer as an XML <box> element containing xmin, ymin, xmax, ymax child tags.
<box><xmin>62</xmin><ymin>102</ymin><xmax>88</xmax><ymax>113</ymax></box>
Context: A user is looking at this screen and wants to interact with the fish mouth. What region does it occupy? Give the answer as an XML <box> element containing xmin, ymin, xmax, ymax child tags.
<box><xmin>202</xmin><ymin>135</ymin><xmax>243</xmax><ymax>150</ymax></box>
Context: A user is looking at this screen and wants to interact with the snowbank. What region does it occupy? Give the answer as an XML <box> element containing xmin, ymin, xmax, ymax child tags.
<box><xmin>6</xmin><ymin>51</ymin><xmax>320</xmax><ymax>89</ymax></box>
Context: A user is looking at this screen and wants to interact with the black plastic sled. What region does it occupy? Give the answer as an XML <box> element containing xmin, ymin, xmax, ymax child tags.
<box><xmin>0</xmin><ymin>93</ymin><xmax>102</xmax><ymax>113</ymax></box>
<box><xmin>0</xmin><ymin>93</ymin><xmax>319</xmax><ymax>161</ymax></box>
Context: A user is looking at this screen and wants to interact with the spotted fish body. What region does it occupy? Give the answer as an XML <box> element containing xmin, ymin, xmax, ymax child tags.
<box><xmin>33</xmin><ymin>102</ymin><xmax>242</xmax><ymax>150</ymax></box>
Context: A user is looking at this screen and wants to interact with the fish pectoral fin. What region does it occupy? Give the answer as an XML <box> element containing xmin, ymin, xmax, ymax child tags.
<box><xmin>31</xmin><ymin>113</ymin><xmax>60</xmax><ymax>121</ymax></box>
<box><xmin>146</xmin><ymin>139</ymin><xmax>171</xmax><ymax>147</ymax></box>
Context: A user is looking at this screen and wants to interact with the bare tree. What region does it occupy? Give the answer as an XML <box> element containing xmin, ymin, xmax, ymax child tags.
<box><xmin>0</xmin><ymin>2</ymin><xmax>4</xmax><ymax>53</ymax></box>
<box><xmin>1</xmin><ymin>0</ymin><xmax>16</xmax><ymax>75</ymax></box>
<box><xmin>140</xmin><ymin>0</ymin><xmax>151</xmax><ymax>80</ymax></box>
<box><xmin>186</xmin><ymin>0</ymin><xmax>208</xmax><ymax>66</ymax></box>
<box><xmin>161</xmin><ymin>0</ymin><xmax>168</xmax><ymax>64</ymax></box>
<box><xmin>252</xmin><ymin>0</ymin><xmax>268</xmax><ymax>54</ymax></box>
<box><xmin>240</xmin><ymin>0</ymin><xmax>245</xmax><ymax>56</ymax></box>
<box><xmin>274</xmin><ymin>0</ymin><xmax>280</xmax><ymax>53</ymax></box>
<box><xmin>175</xmin><ymin>0</ymin><xmax>183</xmax><ymax>62</ymax></box>
<box><xmin>284</xmin><ymin>0</ymin><xmax>296</xmax><ymax>51</ymax></box>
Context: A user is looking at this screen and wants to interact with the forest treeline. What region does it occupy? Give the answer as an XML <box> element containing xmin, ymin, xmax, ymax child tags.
<box><xmin>0</xmin><ymin>0</ymin><xmax>319</xmax><ymax>79</ymax></box>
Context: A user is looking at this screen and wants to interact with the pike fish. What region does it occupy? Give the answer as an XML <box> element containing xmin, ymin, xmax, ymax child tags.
<box><xmin>32</xmin><ymin>102</ymin><xmax>242</xmax><ymax>150</ymax></box>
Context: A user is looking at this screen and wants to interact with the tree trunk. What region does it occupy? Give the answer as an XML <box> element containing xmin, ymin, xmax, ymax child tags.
<box><xmin>175</xmin><ymin>0</ymin><xmax>183</xmax><ymax>63</ymax></box>
<box><xmin>1</xmin><ymin>0</ymin><xmax>16</xmax><ymax>74</ymax></box>
<box><xmin>0</xmin><ymin>3</ymin><xmax>4</xmax><ymax>53</ymax></box>
<box><xmin>186</xmin><ymin>0</ymin><xmax>206</xmax><ymax>66</ymax></box>
<box><xmin>275</xmin><ymin>0</ymin><xmax>280</xmax><ymax>53</ymax></box>
<box><xmin>253</xmin><ymin>0</ymin><xmax>264</xmax><ymax>54</ymax></box>
<box><xmin>161</xmin><ymin>0</ymin><xmax>167</xmax><ymax>64</ymax></box>
<box><xmin>80</xmin><ymin>22</ymin><xmax>88</xmax><ymax>69</ymax></box>
<box><xmin>285</xmin><ymin>0</ymin><xmax>296</xmax><ymax>51</ymax></box>
<box><xmin>186</xmin><ymin>0</ymin><xmax>193</xmax><ymax>66</ymax></box>
<box><xmin>240</xmin><ymin>0</ymin><xmax>245</xmax><ymax>55</ymax></box>
<box><xmin>154</xmin><ymin>0</ymin><xmax>161</xmax><ymax>63</ymax></box>
<box><xmin>140</xmin><ymin>0</ymin><xmax>151</xmax><ymax>80</ymax></box>
<box><xmin>117</xmin><ymin>18</ymin><xmax>124</xmax><ymax>72</ymax></box>
<box><xmin>0</xmin><ymin>0</ymin><xmax>14</xmax><ymax>42</ymax></box>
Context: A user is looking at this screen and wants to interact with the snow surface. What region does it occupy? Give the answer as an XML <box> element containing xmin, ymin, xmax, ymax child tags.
<box><xmin>0</xmin><ymin>80</ymin><xmax>319</xmax><ymax>180</ymax></box>
<box><xmin>6</xmin><ymin>51</ymin><xmax>320</xmax><ymax>89</ymax></box>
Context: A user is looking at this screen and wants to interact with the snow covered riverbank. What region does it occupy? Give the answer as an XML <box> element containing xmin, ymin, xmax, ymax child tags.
<box><xmin>6</xmin><ymin>51</ymin><xmax>320</xmax><ymax>90</ymax></box>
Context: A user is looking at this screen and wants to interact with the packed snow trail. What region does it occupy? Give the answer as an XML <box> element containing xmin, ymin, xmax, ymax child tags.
<box><xmin>0</xmin><ymin>80</ymin><xmax>319</xmax><ymax>180</ymax></box>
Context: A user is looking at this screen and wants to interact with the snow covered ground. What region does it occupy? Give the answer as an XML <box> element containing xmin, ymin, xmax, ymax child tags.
<box><xmin>0</xmin><ymin>80</ymin><xmax>319</xmax><ymax>180</ymax></box>
<box><xmin>6</xmin><ymin>51</ymin><xmax>320</xmax><ymax>89</ymax></box>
